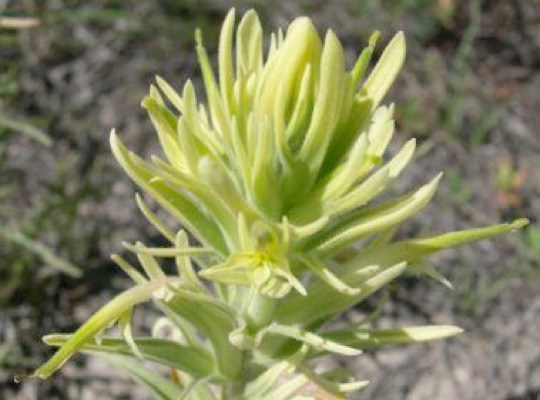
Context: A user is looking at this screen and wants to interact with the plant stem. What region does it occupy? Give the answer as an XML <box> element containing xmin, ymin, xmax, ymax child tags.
<box><xmin>224</xmin><ymin>350</ymin><xmax>250</xmax><ymax>400</ymax></box>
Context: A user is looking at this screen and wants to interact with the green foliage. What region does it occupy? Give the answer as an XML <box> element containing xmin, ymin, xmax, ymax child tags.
<box><xmin>25</xmin><ymin>8</ymin><xmax>526</xmax><ymax>399</ymax></box>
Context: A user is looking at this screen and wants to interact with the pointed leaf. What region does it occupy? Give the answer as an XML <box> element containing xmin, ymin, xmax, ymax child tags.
<box><xmin>156</xmin><ymin>76</ymin><xmax>184</xmax><ymax>114</ymax></box>
<box><xmin>218</xmin><ymin>9</ymin><xmax>235</xmax><ymax>114</ymax></box>
<box><xmin>300</xmin><ymin>30</ymin><xmax>344</xmax><ymax>176</ymax></box>
<box><xmin>341</xmin><ymin>218</ymin><xmax>529</xmax><ymax>275</ymax></box>
<box><xmin>266</xmin><ymin>324</ymin><xmax>361</xmax><ymax>356</ymax></box>
<box><xmin>106</xmin><ymin>354</ymin><xmax>183</xmax><ymax>400</ymax></box>
<box><xmin>322</xmin><ymin>325</ymin><xmax>463</xmax><ymax>349</ymax></box>
<box><xmin>276</xmin><ymin>263</ymin><xmax>406</xmax><ymax>326</ymax></box>
<box><xmin>44</xmin><ymin>335</ymin><xmax>215</xmax><ymax>378</ymax></box>
<box><xmin>312</xmin><ymin>174</ymin><xmax>442</xmax><ymax>255</ymax></box>
<box><xmin>362</xmin><ymin>32</ymin><xmax>406</xmax><ymax>108</ymax></box>
<box><xmin>28</xmin><ymin>280</ymin><xmax>168</xmax><ymax>380</ymax></box>
<box><xmin>110</xmin><ymin>131</ymin><xmax>227</xmax><ymax>254</ymax></box>
<box><xmin>135</xmin><ymin>193</ymin><xmax>175</xmax><ymax>242</ymax></box>
<box><xmin>163</xmin><ymin>286</ymin><xmax>242</xmax><ymax>380</ymax></box>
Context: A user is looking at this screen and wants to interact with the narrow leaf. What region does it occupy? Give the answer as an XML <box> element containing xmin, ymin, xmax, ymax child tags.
<box><xmin>156</xmin><ymin>76</ymin><xmax>184</xmax><ymax>114</ymax></box>
<box><xmin>266</xmin><ymin>324</ymin><xmax>361</xmax><ymax>356</ymax></box>
<box><xmin>44</xmin><ymin>335</ymin><xmax>216</xmax><ymax>378</ymax></box>
<box><xmin>341</xmin><ymin>218</ymin><xmax>529</xmax><ymax>275</ymax></box>
<box><xmin>362</xmin><ymin>32</ymin><xmax>406</xmax><ymax>108</ymax></box>
<box><xmin>322</xmin><ymin>325</ymin><xmax>463</xmax><ymax>349</ymax></box>
<box><xmin>105</xmin><ymin>354</ymin><xmax>183</xmax><ymax>400</ymax></box>
<box><xmin>276</xmin><ymin>263</ymin><xmax>406</xmax><ymax>326</ymax></box>
<box><xmin>27</xmin><ymin>280</ymin><xmax>169</xmax><ymax>380</ymax></box>
<box><xmin>135</xmin><ymin>193</ymin><xmax>175</xmax><ymax>242</ymax></box>
<box><xmin>313</xmin><ymin>174</ymin><xmax>442</xmax><ymax>255</ymax></box>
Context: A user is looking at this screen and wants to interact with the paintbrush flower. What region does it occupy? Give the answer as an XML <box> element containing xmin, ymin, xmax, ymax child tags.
<box><xmin>26</xmin><ymin>9</ymin><xmax>527</xmax><ymax>399</ymax></box>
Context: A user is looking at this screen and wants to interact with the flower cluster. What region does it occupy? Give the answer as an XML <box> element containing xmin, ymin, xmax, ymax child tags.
<box><xmin>26</xmin><ymin>9</ymin><xmax>526</xmax><ymax>399</ymax></box>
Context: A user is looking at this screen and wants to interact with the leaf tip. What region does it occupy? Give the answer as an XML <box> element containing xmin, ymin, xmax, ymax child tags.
<box><xmin>512</xmin><ymin>218</ymin><xmax>529</xmax><ymax>230</ymax></box>
<box><xmin>369</xmin><ymin>31</ymin><xmax>380</xmax><ymax>47</ymax></box>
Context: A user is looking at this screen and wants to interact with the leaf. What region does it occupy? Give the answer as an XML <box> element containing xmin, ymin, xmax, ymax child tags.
<box><xmin>110</xmin><ymin>131</ymin><xmax>228</xmax><ymax>254</ymax></box>
<box><xmin>236</xmin><ymin>9</ymin><xmax>263</xmax><ymax>77</ymax></box>
<box><xmin>156</xmin><ymin>76</ymin><xmax>185</xmax><ymax>114</ymax></box>
<box><xmin>300</xmin><ymin>30</ymin><xmax>345</xmax><ymax>177</ymax></box>
<box><xmin>111</xmin><ymin>254</ymin><xmax>147</xmax><ymax>284</ymax></box>
<box><xmin>321</xmin><ymin>325</ymin><xmax>463</xmax><ymax>350</ymax></box>
<box><xmin>311</xmin><ymin>174</ymin><xmax>442</xmax><ymax>255</ymax></box>
<box><xmin>218</xmin><ymin>9</ymin><xmax>235</xmax><ymax>114</ymax></box>
<box><xmin>195</xmin><ymin>29</ymin><xmax>231</xmax><ymax>144</ymax></box>
<box><xmin>118</xmin><ymin>309</ymin><xmax>143</xmax><ymax>359</ymax></box>
<box><xmin>366</xmin><ymin>105</ymin><xmax>394</xmax><ymax>162</ymax></box>
<box><xmin>26</xmin><ymin>280</ymin><xmax>168</xmax><ymax>380</ymax></box>
<box><xmin>276</xmin><ymin>263</ymin><xmax>406</xmax><ymax>326</ymax></box>
<box><xmin>105</xmin><ymin>354</ymin><xmax>183</xmax><ymax>400</ymax></box>
<box><xmin>175</xmin><ymin>230</ymin><xmax>202</xmax><ymax>285</ymax></box>
<box><xmin>243</xmin><ymin>360</ymin><xmax>295</xmax><ymax>399</ymax></box>
<box><xmin>351</xmin><ymin>31</ymin><xmax>380</xmax><ymax>85</ymax></box>
<box><xmin>297</xmin><ymin>365</ymin><xmax>368</xmax><ymax>398</ymax></box>
<box><xmin>301</xmin><ymin>256</ymin><xmax>360</xmax><ymax>296</ymax></box>
<box><xmin>43</xmin><ymin>335</ymin><xmax>216</xmax><ymax>378</ymax></box>
<box><xmin>163</xmin><ymin>286</ymin><xmax>243</xmax><ymax>380</ymax></box>
<box><xmin>410</xmin><ymin>261</ymin><xmax>453</xmax><ymax>290</ymax></box>
<box><xmin>340</xmin><ymin>218</ymin><xmax>529</xmax><ymax>276</ymax></box>
<box><xmin>362</xmin><ymin>32</ymin><xmax>406</xmax><ymax>108</ymax></box>
<box><xmin>322</xmin><ymin>133</ymin><xmax>369</xmax><ymax>203</ymax></box>
<box><xmin>135</xmin><ymin>193</ymin><xmax>175</xmax><ymax>242</ymax></box>
<box><xmin>142</xmin><ymin>96</ymin><xmax>184</xmax><ymax>169</ymax></box>
<box><xmin>259</xmin><ymin>375</ymin><xmax>310</xmax><ymax>400</ymax></box>
<box><xmin>265</xmin><ymin>324</ymin><xmax>361</xmax><ymax>356</ymax></box>
<box><xmin>123</xmin><ymin>241</ymin><xmax>214</xmax><ymax>258</ymax></box>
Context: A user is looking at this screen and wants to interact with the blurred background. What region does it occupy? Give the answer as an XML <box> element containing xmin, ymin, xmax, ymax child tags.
<box><xmin>0</xmin><ymin>0</ymin><xmax>538</xmax><ymax>399</ymax></box>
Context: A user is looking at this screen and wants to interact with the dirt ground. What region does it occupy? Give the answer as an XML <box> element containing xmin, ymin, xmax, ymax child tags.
<box><xmin>1</xmin><ymin>1</ymin><xmax>539</xmax><ymax>399</ymax></box>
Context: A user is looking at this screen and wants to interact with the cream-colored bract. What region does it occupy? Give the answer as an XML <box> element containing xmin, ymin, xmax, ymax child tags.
<box><xmin>26</xmin><ymin>8</ymin><xmax>527</xmax><ymax>400</ymax></box>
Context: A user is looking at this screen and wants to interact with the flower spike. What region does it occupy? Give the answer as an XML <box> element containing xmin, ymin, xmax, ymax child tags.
<box><xmin>29</xmin><ymin>9</ymin><xmax>527</xmax><ymax>400</ymax></box>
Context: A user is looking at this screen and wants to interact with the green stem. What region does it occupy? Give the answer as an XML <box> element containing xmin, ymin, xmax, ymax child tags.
<box><xmin>223</xmin><ymin>350</ymin><xmax>251</xmax><ymax>400</ymax></box>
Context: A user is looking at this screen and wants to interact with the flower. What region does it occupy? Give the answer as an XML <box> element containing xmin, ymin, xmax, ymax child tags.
<box><xmin>199</xmin><ymin>215</ymin><xmax>306</xmax><ymax>298</ymax></box>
